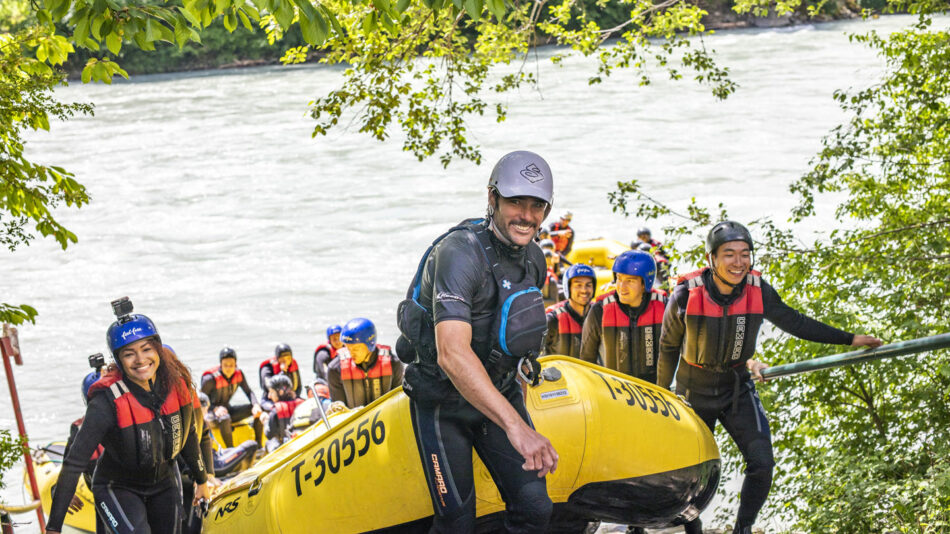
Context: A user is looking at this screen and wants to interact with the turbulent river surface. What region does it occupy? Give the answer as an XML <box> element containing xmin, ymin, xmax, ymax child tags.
<box><xmin>1</xmin><ymin>13</ymin><xmax>936</xmax><ymax>532</ymax></box>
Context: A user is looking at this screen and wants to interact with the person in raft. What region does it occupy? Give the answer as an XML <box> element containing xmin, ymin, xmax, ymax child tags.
<box><xmin>46</xmin><ymin>297</ymin><xmax>209</xmax><ymax>534</ymax></box>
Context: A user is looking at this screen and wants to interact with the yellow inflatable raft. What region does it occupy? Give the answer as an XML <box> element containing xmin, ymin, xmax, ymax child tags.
<box><xmin>565</xmin><ymin>239</ymin><xmax>630</xmax><ymax>270</ymax></box>
<box><xmin>25</xmin><ymin>443</ymin><xmax>96</xmax><ymax>533</ymax></box>
<box><xmin>204</xmin><ymin>356</ymin><xmax>720</xmax><ymax>532</ymax></box>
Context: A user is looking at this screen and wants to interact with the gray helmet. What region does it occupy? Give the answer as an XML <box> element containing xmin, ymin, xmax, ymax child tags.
<box><xmin>637</xmin><ymin>242</ymin><xmax>652</xmax><ymax>252</ymax></box>
<box><xmin>636</xmin><ymin>226</ymin><xmax>651</xmax><ymax>237</ymax></box>
<box><xmin>488</xmin><ymin>151</ymin><xmax>554</xmax><ymax>205</ymax></box>
<box><xmin>539</xmin><ymin>239</ymin><xmax>556</xmax><ymax>249</ymax></box>
<box><xmin>706</xmin><ymin>221</ymin><xmax>753</xmax><ymax>254</ymax></box>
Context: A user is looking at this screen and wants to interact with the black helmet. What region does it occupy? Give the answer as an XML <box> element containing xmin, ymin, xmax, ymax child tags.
<box><xmin>274</xmin><ymin>343</ymin><xmax>292</xmax><ymax>358</ymax></box>
<box><xmin>266</xmin><ymin>374</ymin><xmax>293</xmax><ymax>392</ymax></box>
<box><xmin>636</xmin><ymin>242</ymin><xmax>653</xmax><ymax>252</ymax></box>
<box><xmin>706</xmin><ymin>221</ymin><xmax>753</xmax><ymax>255</ymax></box>
<box><xmin>636</xmin><ymin>227</ymin><xmax>651</xmax><ymax>238</ymax></box>
<box><xmin>219</xmin><ymin>346</ymin><xmax>237</xmax><ymax>361</ymax></box>
<box><xmin>198</xmin><ymin>392</ymin><xmax>211</xmax><ymax>408</ymax></box>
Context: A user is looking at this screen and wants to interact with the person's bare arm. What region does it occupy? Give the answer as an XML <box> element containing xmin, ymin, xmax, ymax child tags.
<box><xmin>436</xmin><ymin>320</ymin><xmax>558</xmax><ymax>476</ymax></box>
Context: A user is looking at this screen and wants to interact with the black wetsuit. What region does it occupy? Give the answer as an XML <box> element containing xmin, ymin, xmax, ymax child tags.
<box><xmin>658</xmin><ymin>269</ymin><xmax>853</xmax><ymax>531</ymax></box>
<box><xmin>405</xmin><ymin>222</ymin><xmax>552</xmax><ymax>533</ymax></box>
<box><xmin>47</xmin><ymin>379</ymin><xmax>207</xmax><ymax>534</ymax></box>
<box><xmin>313</xmin><ymin>345</ymin><xmax>338</xmax><ymax>381</ymax></box>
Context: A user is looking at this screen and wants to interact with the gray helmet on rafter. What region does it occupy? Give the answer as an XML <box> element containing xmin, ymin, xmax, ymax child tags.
<box><xmin>706</xmin><ymin>221</ymin><xmax>754</xmax><ymax>255</ymax></box>
<box><xmin>488</xmin><ymin>151</ymin><xmax>554</xmax><ymax>206</ymax></box>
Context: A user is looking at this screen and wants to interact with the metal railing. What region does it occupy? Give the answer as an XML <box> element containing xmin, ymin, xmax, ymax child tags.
<box><xmin>761</xmin><ymin>333</ymin><xmax>950</xmax><ymax>380</ymax></box>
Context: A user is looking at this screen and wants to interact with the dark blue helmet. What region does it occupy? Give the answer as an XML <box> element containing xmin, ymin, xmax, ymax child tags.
<box><xmin>341</xmin><ymin>318</ymin><xmax>377</xmax><ymax>352</ymax></box>
<box><xmin>81</xmin><ymin>371</ymin><xmax>100</xmax><ymax>405</ymax></box>
<box><xmin>562</xmin><ymin>264</ymin><xmax>597</xmax><ymax>300</ymax></box>
<box><xmin>219</xmin><ymin>346</ymin><xmax>237</xmax><ymax>361</ymax></box>
<box><xmin>107</xmin><ymin>314</ymin><xmax>159</xmax><ymax>355</ymax></box>
<box><xmin>326</xmin><ymin>325</ymin><xmax>342</xmax><ymax>339</ymax></box>
<box><xmin>612</xmin><ymin>250</ymin><xmax>657</xmax><ymax>292</ymax></box>
<box><xmin>275</xmin><ymin>343</ymin><xmax>292</xmax><ymax>358</ymax></box>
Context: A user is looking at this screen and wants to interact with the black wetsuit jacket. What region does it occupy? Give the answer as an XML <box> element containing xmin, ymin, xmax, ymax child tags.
<box><xmin>658</xmin><ymin>269</ymin><xmax>854</xmax><ymax>396</ymax></box>
<box><xmin>47</xmin><ymin>378</ymin><xmax>207</xmax><ymax>532</ymax></box>
<box><xmin>405</xmin><ymin>221</ymin><xmax>546</xmax><ymax>397</ymax></box>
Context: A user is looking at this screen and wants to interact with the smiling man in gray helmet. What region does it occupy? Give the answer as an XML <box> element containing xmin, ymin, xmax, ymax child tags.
<box><xmin>398</xmin><ymin>150</ymin><xmax>558</xmax><ymax>533</ymax></box>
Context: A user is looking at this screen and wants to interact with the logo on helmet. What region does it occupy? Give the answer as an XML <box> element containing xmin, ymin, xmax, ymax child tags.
<box><xmin>121</xmin><ymin>327</ymin><xmax>143</xmax><ymax>340</ymax></box>
<box><xmin>520</xmin><ymin>163</ymin><xmax>544</xmax><ymax>183</ymax></box>
<box><xmin>502</xmin><ymin>280</ymin><xmax>512</xmax><ymax>290</ymax></box>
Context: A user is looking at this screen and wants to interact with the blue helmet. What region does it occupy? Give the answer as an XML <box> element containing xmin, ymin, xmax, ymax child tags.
<box><xmin>326</xmin><ymin>324</ymin><xmax>342</xmax><ymax>339</ymax></box>
<box><xmin>562</xmin><ymin>264</ymin><xmax>597</xmax><ymax>300</ymax></box>
<box><xmin>341</xmin><ymin>318</ymin><xmax>377</xmax><ymax>352</ymax></box>
<box><xmin>81</xmin><ymin>371</ymin><xmax>100</xmax><ymax>405</ymax></box>
<box><xmin>107</xmin><ymin>314</ymin><xmax>159</xmax><ymax>355</ymax></box>
<box><xmin>612</xmin><ymin>250</ymin><xmax>657</xmax><ymax>292</ymax></box>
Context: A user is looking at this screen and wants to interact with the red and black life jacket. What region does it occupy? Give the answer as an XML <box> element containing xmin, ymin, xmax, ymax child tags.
<box><xmin>550</xmin><ymin>222</ymin><xmax>572</xmax><ymax>253</ymax></box>
<box><xmin>545</xmin><ymin>300</ymin><xmax>585</xmax><ymax>357</ymax></box>
<box><xmin>677</xmin><ymin>268</ymin><xmax>765</xmax><ymax>371</ymax></box>
<box><xmin>260</xmin><ymin>357</ymin><xmax>301</xmax><ymax>393</ymax></box>
<box><xmin>314</xmin><ymin>344</ymin><xmax>338</xmax><ymax>361</ymax></box>
<box><xmin>87</xmin><ymin>371</ymin><xmax>194</xmax><ymax>471</ymax></box>
<box><xmin>594</xmin><ymin>288</ymin><xmax>666</xmax><ymax>382</ymax></box>
<box><xmin>201</xmin><ymin>366</ymin><xmax>245</xmax><ymax>406</ymax></box>
<box><xmin>272</xmin><ymin>398</ymin><xmax>305</xmax><ymax>422</ymax></box>
<box><xmin>339</xmin><ymin>345</ymin><xmax>394</xmax><ymax>408</ymax></box>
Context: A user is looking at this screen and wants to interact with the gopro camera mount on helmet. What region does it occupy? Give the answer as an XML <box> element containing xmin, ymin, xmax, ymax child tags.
<box><xmin>111</xmin><ymin>297</ymin><xmax>134</xmax><ymax>324</ymax></box>
<box><xmin>88</xmin><ymin>352</ymin><xmax>105</xmax><ymax>370</ymax></box>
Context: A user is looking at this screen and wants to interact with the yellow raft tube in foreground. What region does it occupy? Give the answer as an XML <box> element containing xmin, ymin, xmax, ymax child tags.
<box><xmin>26</xmin><ymin>443</ymin><xmax>97</xmax><ymax>533</ymax></box>
<box><xmin>205</xmin><ymin>356</ymin><xmax>720</xmax><ymax>532</ymax></box>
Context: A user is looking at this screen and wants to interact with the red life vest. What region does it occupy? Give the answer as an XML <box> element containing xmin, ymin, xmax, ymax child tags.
<box><xmin>87</xmin><ymin>371</ymin><xmax>194</xmax><ymax>471</ymax></box>
<box><xmin>201</xmin><ymin>366</ymin><xmax>245</xmax><ymax>406</ymax></box>
<box><xmin>260</xmin><ymin>357</ymin><xmax>301</xmax><ymax>393</ymax></box>
<box><xmin>339</xmin><ymin>345</ymin><xmax>394</xmax><ymax>408</ymax></box>
<box><xmin>314</xmin><ymin>344</ymin><xmax>338</xmax><ymax>360</ymax></box>
<box><xmin>260</xmin><ymin>357</ymin><xmax>299</xmax><ymax>374</ymax></box>
<box><xmin>677</xmin><ymin>268</ymin><xmax>765</xmax><ymax>371</ymax></box>
<box><xmin>544</xmin><ymin>300</ymin><xmax>584</xmax><ymax>357</ymax></box>
<box><xmin>594</xmin><ymin>289</ymin><xmax>666</xmax><ymax>381</ymax></box>
<box><xmin>550</xmin><ymin>222</ymin><xmax>572</xmax><ymax>253</ymax></box>
<box><xmin>273</xmin><ymin>398</ymin><xmax>305</xmax><ymax>421</ymax></box>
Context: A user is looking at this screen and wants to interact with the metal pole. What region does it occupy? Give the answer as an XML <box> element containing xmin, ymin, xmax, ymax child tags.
<box><xmin>307</xmin><ymin>382</ymin><xmax>332</xmax><ymax>430</ymax></box>
<box><xmin>0</xmin><ymin>325</ymin><xmax>46</xmax><ymax>531</ymax></box>
<box><xmin>761</xmin><ymin>333</ymin><xmax>950</xmax><ymax>380</ymax></box>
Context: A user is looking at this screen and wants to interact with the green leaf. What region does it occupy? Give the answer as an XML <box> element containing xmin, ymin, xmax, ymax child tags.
<box><xmin>396</xmin><ymin>0</ymin><xmax>410</xmax><ymax>12</ymax></box>
<box><xmin>81</xmin><ymin>63</ymin><xmax>94</xmax><ymax>83</ymax></box>
<box><xmin>144</xmin><ymin>18</ymin><xmax>160</xmax><ymax>42</ymax></box>
<box><xmin>237</xmin><ymin>9</ymin><xmax>253</xmax><ymax>30</ymax></box>
<box><xmin>223</xmin><ymin>12</ymin><xmax>237</xmax><ymax>31</ymax></box>
<box><xmin>463</xmin><ymin>0</ymin><xmax>481</xmax><ymax>20</ymax></box>
<box><xmin>177</xmin><ymin>5</ymin><xmax>202</xmax><ymax>27</ymax></box>
<box><xmin>106</xmin><ymin>31</ymin><xmax>122</xmax><ymax>54</ymax></box>
<box><xmin>274</xmin><ymin>0</ymin><xmax>294</xmax><ymax>29</ymax></box>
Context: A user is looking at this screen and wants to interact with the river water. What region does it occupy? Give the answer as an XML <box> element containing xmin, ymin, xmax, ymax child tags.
<box><xmin>0</xmin><ymin>13</ymin><xmax>933</xmax><ymax>531</ymax></box>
